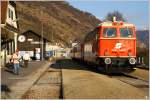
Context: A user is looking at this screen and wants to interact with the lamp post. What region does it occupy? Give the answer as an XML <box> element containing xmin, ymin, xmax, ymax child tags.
<box><xmin>41</xmin><ymin>21</ymin><xmax>44</xmax><ymax>60</ymax></box>
<box><xmin>41</xmin><ymin>6</ymin><xmax>44</xmax><ymax>61</ymax></box>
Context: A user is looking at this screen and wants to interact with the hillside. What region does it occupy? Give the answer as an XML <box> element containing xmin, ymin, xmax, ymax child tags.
<box><xmin>16</xmin><ymin>1</ymin><xmax>101</xmax><ymax>46</ymax></box>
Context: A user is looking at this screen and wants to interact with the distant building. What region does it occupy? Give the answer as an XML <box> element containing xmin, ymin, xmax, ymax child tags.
<box><xmin>1</xmin><ymin>1</ymin><xmax>19</xmax><ymax>67</ymax></box>
<box><xmin>17</xmin><ymin>30</ymin><xmax>49</xmax><ymax>60</ymax></box>
<box><xmin>45</xmin><ymin>44</ymin><xmax>70</xmax><ymax>58</ymax></box>
<box><xmin>46</xmin><ymin>44</ymin><xmax>62</xmax><ymax>58</ymax></box>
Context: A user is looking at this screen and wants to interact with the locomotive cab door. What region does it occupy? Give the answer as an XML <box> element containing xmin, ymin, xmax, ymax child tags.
<box><xmin>95</xmin><ymin>28</ymin><xmax>100</xmax><ymax>56</ymax></box>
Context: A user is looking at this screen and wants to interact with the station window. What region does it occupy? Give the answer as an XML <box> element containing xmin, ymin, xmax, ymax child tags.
<box><xmin>120</xmin><ymin>28</ymin><xmax>133</xmax><ymax>38</ymax></box>
<box><xmin>8</xmin><ymin>8</ymin><xmax>11</xmax><ymax>18</ymax></box>
<box><xmin>103</xmin><ymin>28</ymin><xmax>117</xmax><ymax>38</ymax></box>
<box><xmin>8</xmin><ymin>8</ymin><xmax>13</xmax><ymax>20</ymax></box>
<box><xmin>11</xmin><ymin>10</ymin><xmax>13</xmax><ymax>20</ymax></box>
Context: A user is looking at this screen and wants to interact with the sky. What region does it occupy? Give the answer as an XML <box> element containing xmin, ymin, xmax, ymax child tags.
<box><xmin>67</xmin><ymin>0</ymin><xmax>149</xmax><ymax>30</ymax></box>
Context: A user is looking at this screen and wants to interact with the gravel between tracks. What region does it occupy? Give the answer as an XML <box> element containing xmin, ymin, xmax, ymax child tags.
<box><xmin>128</xmin><ymin>68</ymin><xmax>149</xmax><ymax>81</ymax></box>
<box><xmin>22</xmin><ymin>63</ymin><xmax>62</xmax><ymax>99</ymax></box>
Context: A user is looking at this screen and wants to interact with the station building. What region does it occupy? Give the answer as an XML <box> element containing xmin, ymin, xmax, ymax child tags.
<box><xmin>17</xmin><ymin>30</ymin><xmax>50</xmax><ymax>60</ymax></box>
<box><xmin>1</xmin><ymin>1</ymin><xmax>19</xmax><ymax>67</ymax></box>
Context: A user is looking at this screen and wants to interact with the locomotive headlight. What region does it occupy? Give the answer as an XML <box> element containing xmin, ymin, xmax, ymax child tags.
<box><xmin>129</xmin><ymin>58</ymin><xmax>136</xmax><ymax>65</ymax></box>
<box><xmin>104</xmin><ymin>58</ymin><xmax>111</xmax><ymax>64</ymax></box>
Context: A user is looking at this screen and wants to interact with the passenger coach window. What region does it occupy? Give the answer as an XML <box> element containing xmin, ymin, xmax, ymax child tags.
<box><xmin>120</xmin><ymin>28</ymin><xmax>133</xmax><ymax>38</ymax></box>
<box><xmin>103</xmin><ymin>28</ymin><xmax>117</xmax><ymax>38</ymax></box>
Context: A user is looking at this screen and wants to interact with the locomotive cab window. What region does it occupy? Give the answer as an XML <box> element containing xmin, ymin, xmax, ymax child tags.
<box><xmin>103</xmin><ymin>28</ymin><xmax>117</xmax><ymax>38</ymax></box>
<box><xmin>120</xmin><ymin>28</ymin><xmax>133</xmax><ymax>38</ymax></box>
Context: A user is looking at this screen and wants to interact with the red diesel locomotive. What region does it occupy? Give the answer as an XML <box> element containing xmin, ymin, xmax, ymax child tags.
<box><xmin>71</xmin><ymin>19</ymin><xmax>137</xmax><ymax>73</ymax></box>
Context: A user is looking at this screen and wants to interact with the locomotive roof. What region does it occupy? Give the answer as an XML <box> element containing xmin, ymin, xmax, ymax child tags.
<box><xmin>97</xmin><ymin>21</ymin><xmax>135</xmax><ymax>27</ymax></box>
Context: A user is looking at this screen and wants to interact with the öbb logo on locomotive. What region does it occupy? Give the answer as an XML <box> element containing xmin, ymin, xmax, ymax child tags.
<box><xmin>114</xmin><ymin>43</ymin><xmax>122</xmax><ymax>49</ymax></box>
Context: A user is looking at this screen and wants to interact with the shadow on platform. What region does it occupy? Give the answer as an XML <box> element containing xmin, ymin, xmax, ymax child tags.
<box><xmin>50</xmin><ymin>58</ymin><xmax>104</xmax><ymax>74</ymax></box>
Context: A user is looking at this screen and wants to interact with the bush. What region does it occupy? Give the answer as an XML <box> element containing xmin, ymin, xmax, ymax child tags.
<box><xmin>137</xmin><ymin>47</ymin><xmax>149</xmax><ymax>66</ymax></box>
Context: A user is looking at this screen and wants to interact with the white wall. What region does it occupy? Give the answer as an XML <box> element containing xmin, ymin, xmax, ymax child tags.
<box><xmin>6</xmin><ymin>4</ymin><xmax>17</xmax><ymax>28</ymax></box>
<box><xmin>46</xmin><ymin>44</ymin><xmax>61</xmax><ymax>51</ymax></box>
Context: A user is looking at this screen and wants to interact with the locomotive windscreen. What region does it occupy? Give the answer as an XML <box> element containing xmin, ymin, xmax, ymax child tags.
<box><xmin>103</xmin><ymin>28</ymin><xmax>117</xmax><ymax>38</ymax></box>
<box><xmin>120</xmin><ymin>28</ymin><xmax>133</xmax><ymax>38</ymax></box>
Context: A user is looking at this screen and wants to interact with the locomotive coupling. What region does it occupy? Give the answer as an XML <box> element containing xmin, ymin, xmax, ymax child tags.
<box><xmin>104</xmin><ymin>58</ymin><xmax>111</xmax><ymax>64</ymax></box>
<box><xmin>129</xmin><ymin>58</ymin><xmax>136</xmax><ymax>65</ymax></box>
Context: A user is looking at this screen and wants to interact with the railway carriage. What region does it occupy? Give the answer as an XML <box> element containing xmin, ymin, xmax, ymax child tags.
<box><xmin>71</xmin><ymin>18</ymin><xmax>137</xmax><ymax>73</ymax></box>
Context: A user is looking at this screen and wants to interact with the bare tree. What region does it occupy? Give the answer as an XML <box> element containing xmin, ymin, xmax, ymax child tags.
<box><xmin>105</xmin><ymin>11</ymin><xmax>127</xmax><ymax>22</ymax></box>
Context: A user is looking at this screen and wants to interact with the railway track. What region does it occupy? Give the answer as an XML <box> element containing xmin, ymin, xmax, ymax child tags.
<box><xmin>136</xmin><ymin>66</ymin><xmax>149</xmax><ymax>70</ymax></box>
<box><xmin>21</xmin><ymin>60</ymin><xmax>64</xmax><ymax>99</ymax></box>
<box><xmin>121</xmin><ymin>73</ymin><xmax>148</xmax><ymax>88</ymax></box>
<box><xmin>108</xmin><ymin>73</ymin><xmax>149</xmax><ymax>89</ymax></box>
